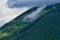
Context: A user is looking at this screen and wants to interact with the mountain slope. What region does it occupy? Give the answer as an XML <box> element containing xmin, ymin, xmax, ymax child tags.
<box><xmin>0</xmin><ymin>3</ymin><xmax>60</xmax><ymax>40</ymax></box>
<box><xmin>0</xmin><ymin>6</ymin><xmax>44</xmax><ymax>40</ymax></box>
<box><xmin>19</xmin><ymin>3</ymin><xmax>60</xmax><ymax>40</ymax></box>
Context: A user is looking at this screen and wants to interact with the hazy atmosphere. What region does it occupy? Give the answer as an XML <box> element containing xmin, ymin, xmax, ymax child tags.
<box><xmin>0</xmin><ymin>0</ymin><xmax>60</xmax><ymax>27</ymax></box>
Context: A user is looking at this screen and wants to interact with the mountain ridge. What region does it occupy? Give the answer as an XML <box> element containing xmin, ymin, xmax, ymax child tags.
<box><xmin>0</xmin><ymin>3</ymin><xmax>60</xmax><ymax>40</ymax></box>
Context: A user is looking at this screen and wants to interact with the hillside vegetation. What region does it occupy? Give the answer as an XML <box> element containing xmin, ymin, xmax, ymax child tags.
<box><xmin>0</xmin><ymin>3</ymin><xmax>60</xmax><ymax>40</ymax></box>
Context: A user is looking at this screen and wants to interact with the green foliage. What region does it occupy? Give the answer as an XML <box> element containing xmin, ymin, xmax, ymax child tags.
<box><xmin>0</xmin><ymin>3</ymin><xmax>60</xmax><ymax>40</ymax></box>
<box><xmin>51</xmin><ymin>35</ymin><xmax>56</xmax><ymax>40</ymax></box>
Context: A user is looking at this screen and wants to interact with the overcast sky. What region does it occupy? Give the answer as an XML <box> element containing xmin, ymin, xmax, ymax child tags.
<box><xmin>7</xmin><ymin>0</ymin><xmax>60</xmax><ymax>8</ymax></box>
<box><xmin>0</xmin><ymin>0</ymin><xmax>60</xmax><ymax>27</ymax></box>
<box><xmin>0</xmin><ymin>0</ymin><xmax>29</xmax><ymax>27</ymax></box>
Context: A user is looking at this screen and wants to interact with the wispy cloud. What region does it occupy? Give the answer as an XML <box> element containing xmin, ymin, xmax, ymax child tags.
<box><xmin>0</xmin><ymin>0</ymin><xmax>29</xmax><ymax>27</ymax></box>
<box><xmin>0</xmin><ymin>0</ymin><xmax>60</xmax><ymax>27</ymax></box>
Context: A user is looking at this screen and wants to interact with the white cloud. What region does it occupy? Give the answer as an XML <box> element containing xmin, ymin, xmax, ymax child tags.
<box><xmin>0</xmin><ymin>0</ymin><xmax>60</xmax><ymax>27</ymax></box>
<box><xmin>0</xmin><ymin>0</ymin><xmax>29</xmax><ymax>27</ymax></box>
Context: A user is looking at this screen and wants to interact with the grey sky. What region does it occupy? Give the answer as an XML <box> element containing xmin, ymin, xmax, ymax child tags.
<box><xmin>0</xmin><ymin>0</ymin><xmax>29</xmax><ymax>27</ymax></box>
<box><xmin>7</xmin><ymin>0</ymin><xmax>60</xmax><ymax>8</ymax></box>
<box><xmin>0</xmin><ymin>0</ymin><xmax>60</xmax><ymax>27</ymax></box>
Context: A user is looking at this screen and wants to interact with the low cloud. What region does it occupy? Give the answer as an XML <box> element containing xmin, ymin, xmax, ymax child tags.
<box><xmin>0</xmin><ymin>0</ymin><xmax>29</xmax><ymax>27</ymax></box>
<box><xmin>0</xmin><ymin>0</ymin><xmax>60</xmax><ymax>27</ymax></box>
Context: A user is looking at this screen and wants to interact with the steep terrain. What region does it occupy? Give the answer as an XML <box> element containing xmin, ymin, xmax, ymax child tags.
<box><xmin>0</xmin><ymin>3</ymin><xmax>60</xmax><ymax>40</ymax></box>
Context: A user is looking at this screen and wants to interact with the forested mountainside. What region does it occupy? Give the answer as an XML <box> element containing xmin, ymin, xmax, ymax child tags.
<box><xmin>0</xmin><ymin>3</ymin><xmax>60</xmax><ymax>40</ymax></box>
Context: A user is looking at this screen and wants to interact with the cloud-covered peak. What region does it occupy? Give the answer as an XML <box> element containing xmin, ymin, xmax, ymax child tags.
<box><xmin>0</xmin><ymin>0</ymin><xmax>60</xmax><ymax>27</ymax></box>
